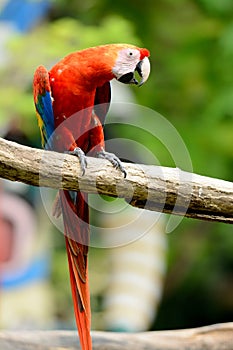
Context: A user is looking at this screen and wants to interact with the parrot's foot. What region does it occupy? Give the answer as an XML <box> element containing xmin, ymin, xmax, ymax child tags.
<box><xmin>65</xmin><ymin>147</ymin><xmax>87</xmax><ymax>175</ymax></box>
<box><xmin>96</xmin><ymin>149</ymin><xmax>127</xmax><ymax>178</ymax></box>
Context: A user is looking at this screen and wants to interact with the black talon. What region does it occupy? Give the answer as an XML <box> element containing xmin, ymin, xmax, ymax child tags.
<box><xmin>97</xmin><ymin>150</ymin><xmax>127</xmax><ymax>178</ymax></box>
<box><xmin>65</xmin><ymin>147</ymin><xmax>87</xmax><ymax>176</ymax></box>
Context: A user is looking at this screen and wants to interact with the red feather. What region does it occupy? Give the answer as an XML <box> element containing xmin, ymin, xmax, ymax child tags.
<box><xmin>33</xmin><ymin>44</ymin><xmax>150</xmax><ymax>350</ymax></box>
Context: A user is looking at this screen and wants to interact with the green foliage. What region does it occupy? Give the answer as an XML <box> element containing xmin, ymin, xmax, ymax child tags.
<box><xmin>197</xmin><ymin>0</ymin><xmax>233</xmax><ymax>16</ymax></box>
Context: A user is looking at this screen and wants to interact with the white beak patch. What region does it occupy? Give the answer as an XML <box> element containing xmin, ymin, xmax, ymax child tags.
<box><xmin>138</xmin><ymin>56</ymin><xmax>150</xmax><ymax>86</ymax></box>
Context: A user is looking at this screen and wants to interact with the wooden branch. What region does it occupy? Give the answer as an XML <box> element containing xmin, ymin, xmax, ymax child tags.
<box><xmin>0</xmin><ymin>323</ymin><xmax>232</xmax><ymax>349</ymax></box>
<box><xmin>0</xmin><ymin>137</ymin><xmax>232</xmax><ymax>223</ymax></box>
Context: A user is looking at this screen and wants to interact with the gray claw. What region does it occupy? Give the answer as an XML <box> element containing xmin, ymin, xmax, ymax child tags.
<box><xmin>97</xmin><ymin>150</ymin><xmax>127</xmax><ymax>178</ymax></box>
<box><xmin>65</xmin><ymin>147</ymin><xmax>87</xmax><ymax>176</ymax></box>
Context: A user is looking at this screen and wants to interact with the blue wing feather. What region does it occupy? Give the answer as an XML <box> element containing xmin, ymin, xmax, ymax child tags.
<box><xmin>33</xmin><ymin>65</ymin><xmax>55</xmax><ymax>149</ymax></box>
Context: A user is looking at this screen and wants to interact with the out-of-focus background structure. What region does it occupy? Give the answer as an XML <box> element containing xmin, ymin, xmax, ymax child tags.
<box><xmin>0</xmin><ymin>0</ymin><xmax>232</xmax><ymax>332</ymax></box>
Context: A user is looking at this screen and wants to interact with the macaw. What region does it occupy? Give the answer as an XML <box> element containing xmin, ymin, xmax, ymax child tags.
<box><xmin>33</xmin><ymin>44</ymin><xmax>150</xmax><ymax>350</ymax></box>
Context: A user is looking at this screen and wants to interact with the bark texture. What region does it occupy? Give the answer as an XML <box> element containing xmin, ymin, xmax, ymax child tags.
<box><xmin>0</xmin><ymin>137</ymin><xmax>232</xmax><ymax>223</ymax></box>
<box><xmin>0</xmin><ymin>323</ymin><xmax>232</xmax><ymax>350</ymax></box>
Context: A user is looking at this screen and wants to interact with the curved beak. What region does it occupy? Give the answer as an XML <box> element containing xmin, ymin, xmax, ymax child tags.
<box><xmin>117</xmin><ymin>56</ymin><xmax>151</xmax><ymax>86</ymax></box>
<box><xmin>136</xmin><ymin>56</ymin><xmax>150</xmax><ymax>86</ymax></box>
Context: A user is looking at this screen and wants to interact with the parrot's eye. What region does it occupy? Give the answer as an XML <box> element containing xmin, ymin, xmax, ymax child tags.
<box><xmin>126</xmin><ymin>49</ymin><xmax>137</xmax><ymax>58</ymax></box>
<box><xmin>128</xmin><ymin>51</ymin><xmax>134</xmax><ymax>58</ymax></box>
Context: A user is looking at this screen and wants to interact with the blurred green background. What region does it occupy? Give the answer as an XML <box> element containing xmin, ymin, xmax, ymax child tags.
<box><xmin>0</xmin><ymin>0</ymin><xmax>232</xmax><ymax>331</ymax></box>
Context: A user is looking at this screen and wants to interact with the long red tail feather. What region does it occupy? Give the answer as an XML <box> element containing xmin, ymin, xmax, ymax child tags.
<box><xmin>60</xmin><ymin>190</ymin><xmax>92</xmax><ymax>350</ymax></box>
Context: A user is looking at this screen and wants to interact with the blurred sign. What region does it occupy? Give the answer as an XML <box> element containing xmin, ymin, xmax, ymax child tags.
<box><xmin>0</xmin><ymin>0</ymin><xmax>51</xmax><ymax>33</ymax></box>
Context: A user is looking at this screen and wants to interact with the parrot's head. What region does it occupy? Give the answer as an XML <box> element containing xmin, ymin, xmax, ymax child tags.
<box><xmin>111</xmin><ymin>44</ymin><xmax>150</xmax><ymax>86</ymax></box>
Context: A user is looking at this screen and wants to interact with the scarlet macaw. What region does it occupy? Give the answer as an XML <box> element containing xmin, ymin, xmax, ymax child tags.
<box><xmin>33</xmin><ymin>44</ymin><xmax>150</xmax><ymax>350</ymax></box>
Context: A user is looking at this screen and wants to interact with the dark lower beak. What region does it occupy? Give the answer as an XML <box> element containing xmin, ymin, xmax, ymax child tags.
<box><xmin>136</xmin><ymin>61</ymin><xmax>143</xmax><ymax>78</ymax></box>
<box><xmin>117</xmin><ymin>72</ymin><xmax>138</xmax><ymax>85</ymax></box>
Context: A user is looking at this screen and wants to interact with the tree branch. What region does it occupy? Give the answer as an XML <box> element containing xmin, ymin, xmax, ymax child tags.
<box><xmin>0</xmin><ymin>323</ymin><xmax>232</xmax><ymax>350</ymax></box>
<box><xmin>0</xmin><ymin>137</ymin><xmax>232</xmax><ymax>223</ymax></box>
